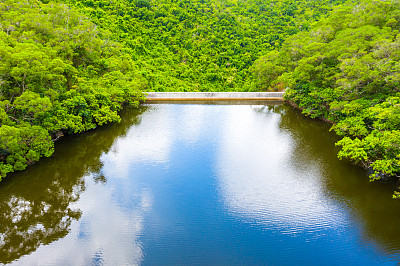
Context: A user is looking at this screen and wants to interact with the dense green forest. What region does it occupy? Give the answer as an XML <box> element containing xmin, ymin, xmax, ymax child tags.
<box><xmin>62</xmin><ymin>0</ymin><xmax>346</xmax><ymax>91</ymax></box>
<box><xmin>0</xmin><ymin>0</ymin><xmax>145</xmax><ymax>179</ymax></box>
<box><xmin>2</xmin><ymin>0</ymin><xmax>400</xmax><ymax>190</ymax></box>
<box><xmin>0</xmin><ymin>0</ymin><xmax>345</xmax><ymax>179</ymax></box>
<box><xmin>252</xmin><ymin>0</ymin><xmax>400</xmax><ymax>191</ymax></box>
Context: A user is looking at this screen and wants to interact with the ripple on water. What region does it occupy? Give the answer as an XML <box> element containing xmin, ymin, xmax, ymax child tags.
<box><xmin>4</xmin><ymin>103</ymin><xmax>400</xmax><ymax>265</ymax></box>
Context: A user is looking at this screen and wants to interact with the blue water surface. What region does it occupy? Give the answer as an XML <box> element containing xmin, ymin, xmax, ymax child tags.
<box><xmin>10</xmin><ymin>103</ymin><xmax>400</xmax><ymax>265</ymax></box>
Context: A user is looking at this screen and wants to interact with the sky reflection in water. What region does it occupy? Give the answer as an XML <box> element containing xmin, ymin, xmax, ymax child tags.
<box><xmin>5</xmin><ymin>103</ymin><xmax>400</xmax><ymax>265</ymax></box>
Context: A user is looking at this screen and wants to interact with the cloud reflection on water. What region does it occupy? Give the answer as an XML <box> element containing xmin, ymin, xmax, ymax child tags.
<box><xmin>102</xmin><ymin>106</ymin><xmax>174</xmax><ymax>179</ymax></box>
<box><xmin>10</xmin><ymin>174</ymin><xmax>149</xmax><ymax>265</ymax></box>
<box><xmin>216</xmin><ymin>105</ymin><xmax>347</xmax><ymax>234</ymax></box>
<box><xmin>6</xmin><ymin>103</ymin><xmax>400</xmax><ymax>265</ymax></box>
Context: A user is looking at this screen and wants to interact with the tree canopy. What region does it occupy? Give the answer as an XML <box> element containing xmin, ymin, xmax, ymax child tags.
<box><xmin>0</xmin><ymin>0</ymin><xmax>145</xmax><ymax>179</ymax></box>
<box><xmin>62</xmin><ymin>0</ymin><xmax>346</xmax><ymax>91</ymax></box>
<box><xmin>3</xmin><ymin>0</ymin><xmax>400</xmax><ymax>190</ymax></box>
<box><xmin>0</xmin><ymin>0</ymin><xmax>347</xmax><ymax>179</ymax></box>
<box><xmin>251</xmin><ymin>0</ymin><xmax>400</xmax><ymax>189</ymax></box>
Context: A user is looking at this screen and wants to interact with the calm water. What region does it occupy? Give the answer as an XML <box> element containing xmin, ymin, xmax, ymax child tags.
<box><xmin>1</xmin><ymin>102</ymin><xmax>400</xmax><ymax>265</ymax></box>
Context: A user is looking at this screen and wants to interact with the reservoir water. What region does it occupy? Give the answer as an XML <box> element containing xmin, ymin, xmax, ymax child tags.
<box><xmin>1</xmin><ymin>102</ymin><xmax>400</xmax><ymax>265</ymax></box>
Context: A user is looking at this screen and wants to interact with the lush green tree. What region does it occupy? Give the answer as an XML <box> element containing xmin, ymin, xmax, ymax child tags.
<box><xmin>0</xmin><ymin>0</ymin><xmax>145</xmax><ymax>179</ymax></box>
<box><xmin>251</xmin><ymin>0</ymin><xmax>400</xmax><ymax>188</ymax></box>
<box><xmin>62</xmin><ymin>0</ymin><xmax>345</xmax><ymax>92</ymax></box>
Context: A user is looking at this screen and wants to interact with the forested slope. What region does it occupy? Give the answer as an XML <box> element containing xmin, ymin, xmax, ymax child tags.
<box><xmin>63</xmin><ymin>0</ymin><xmax>346</xmax><ymax>91</ymax></box>
<box><xmin>0</xmin><ymin>0</ymin><xmax>348</xmax><ymax>179</ymax></box>
<box><xmin>252</xmin><ymin>0</ymin><xmax>400</xmax><ymax>188</ymax></box>
<box><xmin>0</xmin><ymin>0</ymin><xmax>145</xmax><ymax>179</ymax></box>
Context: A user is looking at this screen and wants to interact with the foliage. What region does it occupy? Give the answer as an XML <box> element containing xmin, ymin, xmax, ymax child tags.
<box><xmin>0</xmin><ymin>0</ymin><xmax>145</xmax><ymax>179</ymax></box>
<box><xmin>251</xmin><ymin>0</ymin><xmax>400</xmax><ymax>181</ymax></box>
<box><xmin>0</xmin><ymin>0</ymin><xmax>346</xmax><ymax>179</ymax></box>
<box><xmin>62</xmin><ymin>0</ymin><xmax>346</xmax><ymax>92</ymax></box>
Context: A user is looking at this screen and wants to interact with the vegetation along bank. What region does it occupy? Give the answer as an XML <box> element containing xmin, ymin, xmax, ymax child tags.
<box><xmin>0</xmin><ymin>0</ymin><xmax>344</xmax><ymax>179</ymax></box>
<box><xmin>252</xmin><ymin>0</ymin><xmax>400</xmax><ymax>194</ymax></box>
<box><xmin>2</xmin><ymin>0</ymin><xmax>400</xmax><ymax>195</ymax></box>
<box><xmin>0</xmin><ymin>0</ymin><xmax>145</xmax><ymax>179</ymax></box>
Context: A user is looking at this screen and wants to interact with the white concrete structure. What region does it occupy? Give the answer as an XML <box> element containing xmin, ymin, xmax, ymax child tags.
<box><xmin>145</xmin><ymin>92</ymin><xmax>284</xmax><ymax>101</ymax></box>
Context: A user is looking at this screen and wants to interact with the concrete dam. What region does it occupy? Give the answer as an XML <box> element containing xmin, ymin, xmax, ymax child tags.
<box><xmin>145</xmin><ymin>92</ymin><xmax>285</xmax><ymax>101</ymax></box>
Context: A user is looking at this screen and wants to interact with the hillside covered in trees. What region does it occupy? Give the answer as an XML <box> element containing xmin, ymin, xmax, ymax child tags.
<box><xmin>0</xmin><ymin>0</ymin><xmax>345</xmax><ymax>179</ymax></box>
<box><xmin>63</xmin><ymin>0</ymin><xmax>346</xmax><ymax>91</ymax></box>
<box><xmin>0</xmin><ymin>0</ymin><xmax>145</xmax><ymax>179</ymax></box>
<box><xmin>252</xmin><ymin>0</ymin><xmax>400</xmax><ymax>189</ymax></box>
<box><xmin>1</xmin><ymin>0</ymin><xmax>400</xmax><ymax>188</ymax></box>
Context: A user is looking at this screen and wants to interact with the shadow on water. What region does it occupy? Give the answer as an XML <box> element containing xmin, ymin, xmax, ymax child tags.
<box><xmin>0</xmin><ymin>106</ymin><xmax>148</xmax><ymax>264</ymax></box>
<box><xmin>271</xmin><ymin>103</ymin><xmax>400</xmax><ymax>254</ymax></box>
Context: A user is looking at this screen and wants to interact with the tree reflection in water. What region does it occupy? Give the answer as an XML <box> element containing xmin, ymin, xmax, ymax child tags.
<box><xmin>0</xmin><ymin>106</ymin><xmax>147</xmax><ymax>264</ymax></box>
<box><xmin>2</xmin><ymin>102</ymin><xmax>400</xmax><ymax>264</ymax></box>
<box><xmin>273</xmin><ymin>104</ymin><xmax>400</xmax><ymax>255</ymax></box>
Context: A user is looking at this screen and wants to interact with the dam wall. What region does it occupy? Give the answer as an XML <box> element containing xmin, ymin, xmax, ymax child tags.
<box><xmin>145</xmin><ymin>92</ymin><xmax>284</xmax><ymax>101</ymax></box>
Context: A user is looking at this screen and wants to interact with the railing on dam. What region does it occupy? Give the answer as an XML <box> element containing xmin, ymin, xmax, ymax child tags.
<box><xmin>145</xmin><ymin>92</ymin><xmax>285</xmax><ymax>101</ymax></box>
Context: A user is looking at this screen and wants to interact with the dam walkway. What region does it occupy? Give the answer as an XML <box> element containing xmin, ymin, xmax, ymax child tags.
<box><xmin>145</xmin><ymin>92</ymin><xmax>284</xmax><ymax>101</ymax></box>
